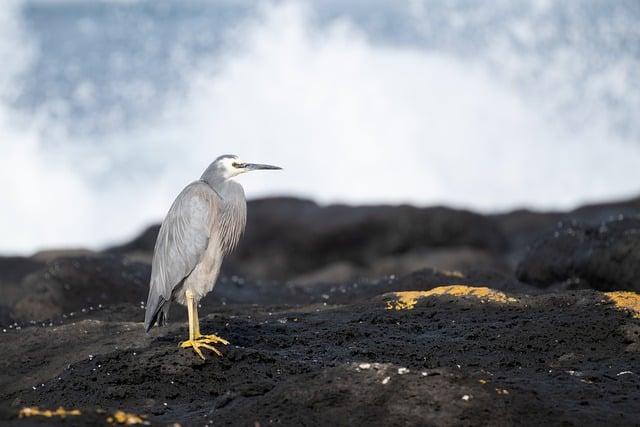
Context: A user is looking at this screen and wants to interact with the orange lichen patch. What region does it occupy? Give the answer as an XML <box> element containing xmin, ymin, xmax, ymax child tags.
<box><xmin>386</xmin><ymin>285</ymin><xmax>517</xmax><ymax>310</ymax></box>
<box><xmin>386</xmin><ymin>291</ymin><xmax>432</xmax><ymax>310</ymax></box>
<box><xmin>107</xmin><ymin>410</ymin><xmax>149</xmax><ymax>425</ymax></box>
<box><xmin>604</xmin><ymin>291</ymin><xmax>640</xmax><ymax>318</ymax></box>
<box><xmin>18</xmin><ymin>407</ymin><xmax>81</xmax><ymax>418</ymax></box>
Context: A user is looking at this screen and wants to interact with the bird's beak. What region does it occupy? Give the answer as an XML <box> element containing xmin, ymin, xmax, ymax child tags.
<box><xmin>244</xmin><ymin>163</ymin><xmax>282</xmax><ymax>171</ymax></box>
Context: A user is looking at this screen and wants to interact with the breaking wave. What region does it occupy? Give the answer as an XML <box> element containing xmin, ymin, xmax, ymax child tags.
<box><xmin>1</xmin><ymin>1</ymin><xmax>639</xmax><ymax>254</ymax></box>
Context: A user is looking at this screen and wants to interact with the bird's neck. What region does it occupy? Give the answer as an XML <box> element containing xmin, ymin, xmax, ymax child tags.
<box><xmin>201</xmin><ymin>172</ymin><xmax>237</xmax><ymax>199</ymax></box>
<box><xmin>201</xmin><ymin>166</ymin><xmax>228</xmax><ymax>189</ymax></box>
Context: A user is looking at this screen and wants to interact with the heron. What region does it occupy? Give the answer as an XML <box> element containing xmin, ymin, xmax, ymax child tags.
<box><xmin>144</xmin><ymin>154</ymin><xmax>281</xmax><ymax>359</ymax></box>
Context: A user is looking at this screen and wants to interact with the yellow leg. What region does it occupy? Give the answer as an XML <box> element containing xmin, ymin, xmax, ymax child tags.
<box><xmin>188</xmin><ymin>291</ymin><xmax>196</xmax><ymax>341</ymax></box>
<box><xmin>179</xmin><ymin>290</ymin><xmax>230</xmax><ymax>359</ymax></box>
<box><xmin>193</xmin><ymin>296</ymin><xmax>229</xmax><ymax>348</ymax></box>
<box><xmin>192</xmin><ymin>295</ymin><xmax>200</xmax><ymax>338</ymax></box>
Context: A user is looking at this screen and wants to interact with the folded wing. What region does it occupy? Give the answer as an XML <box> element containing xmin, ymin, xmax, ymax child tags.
<box><xmin>144</xmin><ymin>181</ymin><xmax>217</xmax><ymax>331</ymax></box>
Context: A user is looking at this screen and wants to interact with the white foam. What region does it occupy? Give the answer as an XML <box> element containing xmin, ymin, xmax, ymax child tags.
<box><xmin>0</xmin><ymin>2</ymin><xmax>639</xmax><ymax>254</ymax></box>
<box><xmin>168</xmin><ymin>3</ymin><xmax>640</xmax><ymax>208</ymax></box>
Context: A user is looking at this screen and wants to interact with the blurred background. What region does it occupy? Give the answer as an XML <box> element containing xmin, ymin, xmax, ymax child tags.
<box><xmin>1</xmin><ymin>0</ymin><xmax>639</xmax><ymax>255</ymax></box>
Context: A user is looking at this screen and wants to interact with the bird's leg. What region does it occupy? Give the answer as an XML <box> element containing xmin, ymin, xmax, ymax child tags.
<box><xmin>192</xmin><ymin>295</ymin><xmax>201</xmax><ymax>338</ymax></box>
<box><xmin>192</xmin><ymin>293</ymin><xmax>230</xmax><ymax>348</ymax></box>
<box><xmin>179</xmin><ymin>290</ymin><xmax>229</xmax><ymax>359</ymax></box>
<box><xmin>187</xmin><ymin>291</ymin><xmax>196</xmax><ymax>342</ymax></box>
<box><xmin>179</xmin><ymin>290</ymin><xmax>204</xmax><ymax>359</ymax></box>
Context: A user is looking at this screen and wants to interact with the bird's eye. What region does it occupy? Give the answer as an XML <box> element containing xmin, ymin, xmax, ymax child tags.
<box><xmin>232</xmin><ymin>162</ymin><xmax>245</xmax><ymax>168</ymax></box>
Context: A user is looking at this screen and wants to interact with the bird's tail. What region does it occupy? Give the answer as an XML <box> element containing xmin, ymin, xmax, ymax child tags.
<box><xmin>144</xmin><ymin>287</ymin><xmax>170</xmax><ymax>332</ymax></box>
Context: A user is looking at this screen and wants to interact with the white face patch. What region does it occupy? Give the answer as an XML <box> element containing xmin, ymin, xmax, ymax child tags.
<box><xmin>218</xmin><ymin>156</ymin><xmax>246</xmax><ymax>179</ymax></box>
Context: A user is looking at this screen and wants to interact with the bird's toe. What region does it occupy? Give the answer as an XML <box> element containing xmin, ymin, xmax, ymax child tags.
<box><xmin>197</xmin><ymin>334</ymin><xmax>230</xmax><ymax>346</ymax></box>
<box><xmin>179</xmin><ymin>336</ymin><xmax>227</xmax><ymax>359</ymax></box>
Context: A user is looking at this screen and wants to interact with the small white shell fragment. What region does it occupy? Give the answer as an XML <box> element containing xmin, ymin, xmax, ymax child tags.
<box><xmin>381</xmin><ymin>376</ymin><xmax>391</xmax><ymax>385</ymax></box>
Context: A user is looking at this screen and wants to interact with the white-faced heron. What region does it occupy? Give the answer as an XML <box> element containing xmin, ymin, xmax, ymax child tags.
<box><xmin>144</xmin><ymin>154</ymin><xmax>281</xmax><ymax>359</ymax></box>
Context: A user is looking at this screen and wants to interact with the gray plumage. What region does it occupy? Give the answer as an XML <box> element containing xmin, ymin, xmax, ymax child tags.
<box><xmin>144</xmin><ymin>154</ymin><xmax>279</xmax><ymax>332</ymax></box>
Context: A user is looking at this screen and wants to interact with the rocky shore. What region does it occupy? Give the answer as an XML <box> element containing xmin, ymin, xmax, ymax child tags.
<box><xmin>1</xmin><ymin>197</ymin><xmax>639</xmax><ymax>426</ymax></box>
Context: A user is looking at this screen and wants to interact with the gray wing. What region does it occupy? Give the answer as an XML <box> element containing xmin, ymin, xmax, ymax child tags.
<box><xmin>144</xmin><ymin>181</ymin><xmax>217</xmax><ymax>331</ymax></box>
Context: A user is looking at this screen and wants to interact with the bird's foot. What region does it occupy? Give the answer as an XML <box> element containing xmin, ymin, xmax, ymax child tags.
<box><xmin>179</xmin><ymin>334</ymin><xmax>229</xmax><ymax>360</ymax></box>
<box><xmin>196</xmin><ymin>333</ymin><xmax>230</xmax><ymax>345</ymax></box>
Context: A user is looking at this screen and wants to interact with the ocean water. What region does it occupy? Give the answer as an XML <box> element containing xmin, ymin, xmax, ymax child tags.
<box><xmin>1</xmin><ymin>0</ymin><xmax>639</xmax><ymax>254</ymax></box>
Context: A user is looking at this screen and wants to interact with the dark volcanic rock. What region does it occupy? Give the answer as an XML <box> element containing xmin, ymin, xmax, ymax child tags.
<box><xmin>289</xmin><ymin>247</ymin><xmax>511</xmax><ymax>286</ymax></box>
<box><xmin>107</xmin><ymin>225</ymin><xmax>160</xmax><ymax>263</ymax></box>
<box><xmin>3</xmin><ymin>196</ymin><xmax>640</xmax><ymax>426</ymax></box>
<box><xmin>4</xmin><ymin>254</ymin><xmax>149</xmax><ymax>324</ymax></box>
<box><xmin>0</xmin><ymin>257</ymin><xmax>45</xmax><ymax>286</ymax></box>
<box><xmin>110</xmin><ymin>198</ymin><xmax>509</xmax><ymax>281</ymax></box>
<box><xmin>517</xmin><ymin>217</ymin><xmax>640</xmax><ymax>291</ymax></box>
<box><xmin>235</xmin><ymin>199</ymin><xmax>509</xmax><ymax>275</ymax></box>
<box><xmin>0</xmin><ymin>283</ymin><xmax>638</xmax><ymax>426</ymax></box>
<box><xmin>492</xmin><ymin>196</ymin><xmax>640</xmax><ymax>258</ymax></box>
<box><xmin>108</xmin><ymin>196</ymin><xmax>640</xmax><ymax>283</ymax></box>
<box><xmin>0</xmin><ymin>250</ymin><xmax>524</xmax><ymax>327</ymax></box>
<box><xmin>0</xmin><ymin>257</ymin><xmax>47</xmax><ymax>325</ymax></box>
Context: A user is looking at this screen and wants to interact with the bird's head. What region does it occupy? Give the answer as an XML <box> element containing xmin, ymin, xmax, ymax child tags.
<box><xmin>212</xmin><ymin>154</ymin><xmax>282</xmax><ymax>180</ymax></box>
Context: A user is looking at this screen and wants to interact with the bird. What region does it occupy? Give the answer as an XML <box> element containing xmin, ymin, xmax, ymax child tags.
<box><xmin>144</xmin><ymin>154</ymin><xmax>281</xmax><ymax>359</ymax></box>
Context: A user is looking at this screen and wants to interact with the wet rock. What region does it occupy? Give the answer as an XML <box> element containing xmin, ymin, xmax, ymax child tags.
<box><xmin>0</xmin><ymin>285</ymin><xmax>638</xmax><ymax>426</ymax></box>
<box><xmin>290</xmin><ymin>248</ymin><xmax>509</xmax><ymax>286</ymax></box>
<box><xmin>5</xmin><ymin>254</ymin><xmax>149</xmax><ymax>324</ymax></box>
<box><xmin>107</xmin><ymin>225</ymin><xmax>159</xmax><ymax>263</ymax></box>
<box><xmin>31</xmin><ymin>249</ymin><xmax>95</xmax><ymax>263</ymax></box>
<box><xmin>110</xmin><ymin>198</ymin><xmax>509</xmax><ymax>281</ymax></box>
<box><xmin>517</xmin><ymin>217</ymin><xmax>640</xmax><ymax>291</ymax></box>
<box><xmin>0</xmin><ymin>257</ymin><xmax>45</xmax><ymax>305</ymax></box>
<box><xmin>0</xmin><ymin>257</ymin><xmax>44</xmax><ymax>284</ymax></box>
<box><xmin>2</xmin><ymin>196</ymin><xmax>640</xmax><ymax>425</ymax></box>
<box><xmin>108</xmin><ymin>196</ymin><xmax>640</xmax><ymax>284</ymax></box>
<box><xmin>0</xmin><ymin>305</ymin><xmax>12</xmax><ymax>326</ymax></box>
<box><xmin>492</xmin><ymin>196</ymin><xmax>640</xmax><ymax>263</ymax></box>
<box><xmin>291</xmin><ymin>261</ymin><xmax>361</xmax><ymax>285</ymax></box>
<box><xmin>369</xmin><ymin>248</ymin><xmax>509</xmax><ymax>277</ymax></box>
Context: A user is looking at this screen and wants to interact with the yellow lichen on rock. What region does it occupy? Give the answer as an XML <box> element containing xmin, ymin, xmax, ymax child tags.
<box><xmin>386</xmin><ymin>285</ymin><xmax>517</xmax><ymax>310</ymax></box>
<box><xmin>604</xmin><ymin>291</ymin><xmax>640</xmax><ymax>318</ymax></box>
<box><xmin>107</xmin><ymin>410</ymin><xmax>148</xmax><ymax>425</ymax></box>
<box><xmin>18</xmin><ymin>407</ymin><xmax>81</xmax><ymax>418</ymax></box>
<box><xmin>386</xmin><ymin>291</ymin><xmax>433</xmax><ymax>310</ymax></box>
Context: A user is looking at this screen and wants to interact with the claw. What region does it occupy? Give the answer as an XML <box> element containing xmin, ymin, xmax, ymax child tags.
<box><xmin>179</xmin><ymin>334</ymin><xmax>229</xmax><ymax>359</ymax></box>
<box><xmin>179</xmin><ymin>339</ymin><xmax>208</xmax><ymax>360</ymax></box>
<box><xmin>197</xmin><ymin>334</ymin><xmax>230</xmax><ymax>345</ymax></box>
<box><xmin>199</xmin><ymin>343</ymin><xmax>223</xmax><ymax>357</ymax></box>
